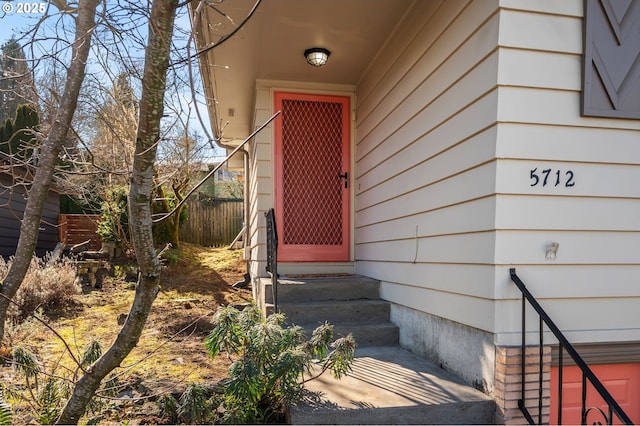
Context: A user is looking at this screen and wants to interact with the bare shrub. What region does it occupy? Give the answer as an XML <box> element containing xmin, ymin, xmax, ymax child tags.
<box><xmin>0</xmin><ymin>256</ymin><xmax>81</xmax><ymax>322</ymax></box>
<box><xmin>2</xmin><ymin>309</ymin><xmax>43</xmax><ymax>350</ymax></box>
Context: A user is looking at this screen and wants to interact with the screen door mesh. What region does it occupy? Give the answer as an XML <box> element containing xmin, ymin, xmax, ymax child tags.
<box><xmin>281</xmin><ymin>99</ymin><xmax>343</xmax><ymax>245</ymax></box>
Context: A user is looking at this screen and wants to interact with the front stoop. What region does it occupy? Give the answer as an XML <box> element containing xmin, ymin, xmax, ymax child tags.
<box><xmin>260</xmin><ymin>275</ymin><xmax>399</xmax><ymax>347</ymax></box>
<box><xmin>289</xmin><ymin>346</ymin><xmax>495</xmax><ymax>425</ymax></box>
<box><xmin>256</xmin><ymin>275</ymin><xmax>495</xmax><ymax>424</ymax></box>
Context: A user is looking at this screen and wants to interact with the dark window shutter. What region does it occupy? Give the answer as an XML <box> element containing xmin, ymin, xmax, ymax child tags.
<box><xmin>582</xmin><ymin>0</ymin><xmax>640</xmax><ymax>119</ymax></box>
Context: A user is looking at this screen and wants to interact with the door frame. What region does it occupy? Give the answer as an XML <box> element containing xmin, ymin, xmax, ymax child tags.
<box><xmin>273</xmin><ymin>90</ymin><xmax>352</xmax><ymax>262</ymax></box>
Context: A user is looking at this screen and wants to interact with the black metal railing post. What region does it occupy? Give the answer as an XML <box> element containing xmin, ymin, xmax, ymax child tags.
<box><xmin>519</xmin><ymin>292</ymin><xmax>535</xmax><ymax>424</ymax></box>
<box><xmin>538</xmin><ymin>315</ymin><xmax>543</xmax><ymax>425</ymax></box>
<box><xmin>265</xmin><ymin>208</ymin><xmax>278</xmax><ymax>312</ymax></box>
<box><xmin>510</xmin><ymin>268</ymin><xmax>633</xmax><ymax>425</ymax></box>
<box><xmin>558</xmin><ymin>342</ymin><xmax>564</xmax><ymax>425</ymax></box>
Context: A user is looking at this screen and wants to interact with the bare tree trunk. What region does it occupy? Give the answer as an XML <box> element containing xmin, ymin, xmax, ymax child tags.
<box><xmin>168</xmin><ymin>203</ymin><xmax>184</xmax><ymax>248</ymax></box>
<box><xmin>157</xmin><ymin>182</ymin><xmax>186</xmax><ymax>249</ymax></box>
<box><xmin>56</xmin><ymin>0</ymin><xmax>178</xmax><ymax>423</ymax></box>
<box><xmin>0</xmin><ymin>0</ymin><xmax>99</xmax><ymax>345</ymax></box>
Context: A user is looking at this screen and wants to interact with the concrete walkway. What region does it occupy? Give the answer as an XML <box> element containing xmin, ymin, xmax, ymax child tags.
<box><xmin>290</xmin><ymin>346</ymin><xmax>495</xmax><ymax>425</ymax></box>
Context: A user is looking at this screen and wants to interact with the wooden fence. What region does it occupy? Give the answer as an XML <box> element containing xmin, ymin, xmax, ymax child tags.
<box><xmin>60</xmin><ymin>199</ymin><xmax>243</xmax><ymax>250</ymax></box>
<box><xmin>179</xmin><ymin>198</ymin><xmax>244</xmax><ymax>247</ymax></box>
<box><xmin>59</xmin><ymin>214</ymin><xmax>103</xmax><ymax>250</ymax></box>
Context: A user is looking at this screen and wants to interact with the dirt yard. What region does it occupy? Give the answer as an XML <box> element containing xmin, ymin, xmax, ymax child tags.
<box><xmin>0</xmin><ymin>244</ymin><xmax>253</xmax><ymax>424</ymax></box>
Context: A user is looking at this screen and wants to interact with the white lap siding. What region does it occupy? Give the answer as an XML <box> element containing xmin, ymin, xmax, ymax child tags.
<box><xmin>355</xmin><ymin>0</ymin><xmax>501</xmax><ymax>335</ymax></box>
<box><xmin>494</xmin><ymin>1</ymin><xmax>640</xmax><ymax>346</ymax></box>
<box><xmin>354</xmin><ymin>0</ymin><xmax>502</xmax><ymax>389</ymax></box>
<box><xmin>354</xmin><ymin>0</ymin><xmax>640</xmax><ymax>391</ymax></box>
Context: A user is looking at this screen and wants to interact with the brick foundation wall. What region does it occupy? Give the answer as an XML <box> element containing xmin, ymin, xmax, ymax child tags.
<box><xmin>495</xmin><ymin>346</ymin><xmax>551</xmax><ymax>424</ymax></box>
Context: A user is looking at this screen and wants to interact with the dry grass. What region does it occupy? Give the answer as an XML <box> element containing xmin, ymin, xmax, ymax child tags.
<box><xmin>0</xmin><ymin>244</ymin><xmax>252</xmax><ymax>423</ymax></box>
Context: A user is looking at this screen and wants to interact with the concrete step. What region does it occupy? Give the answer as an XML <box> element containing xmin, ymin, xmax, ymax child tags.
<box><xmin>300</xmin><ymin>321</ymin><xmax>399</xmax><ymax>347</ymax></box>
<box><xmin>265</xmin><ymin>275</ymin><xmax>380</xmax><ymax>304</ymax></box>
<box><xmin>289</xmin><ymin>346</ymin><xmax>495</xmax><ymax>425</ymax></box>
<box><xmin>278</xmin><ymin>299</ymin><xmax>390</xmax><ymax>325</ymax></box>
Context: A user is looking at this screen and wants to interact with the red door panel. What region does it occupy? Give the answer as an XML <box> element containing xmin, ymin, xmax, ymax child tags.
<box><xmin>274</xmin><ymin>92</ymin><xmax>350</xmax><ymax>262</ymax></box>
<box><xmin>550</xmin><ymin>363</ymin><xmax>640</xmax><ymax>424</ymax></box>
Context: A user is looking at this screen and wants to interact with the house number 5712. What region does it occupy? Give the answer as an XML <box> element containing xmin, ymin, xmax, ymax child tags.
<box><xmin>530</xmin><ymin>168</ymin><xmax>575</xmax><ymax>187</ymax></box>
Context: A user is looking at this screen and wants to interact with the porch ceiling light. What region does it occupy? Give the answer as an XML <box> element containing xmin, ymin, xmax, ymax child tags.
<box><xmin>304</xmin><ymin>47</ymin><xmax>331</xmax><ymax>67</ymax></box>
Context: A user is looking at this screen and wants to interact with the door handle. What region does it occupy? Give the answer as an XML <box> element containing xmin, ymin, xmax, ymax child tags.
<box><xmin>339</xmin><ymin>172</ymin><xmax>349</xmax><ymax>188</ymax></box>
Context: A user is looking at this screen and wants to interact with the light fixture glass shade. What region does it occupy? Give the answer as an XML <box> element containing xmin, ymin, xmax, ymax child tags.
<box><xmin>304</xmin><ymin>48</ymin><xmax>331</xmax><ymax>67</ymax></box>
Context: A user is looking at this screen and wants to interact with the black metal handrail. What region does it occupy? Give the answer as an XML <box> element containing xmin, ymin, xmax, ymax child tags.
<box><xmin>152</xmin><ymin>110</ymin><xmax>280</xmax><ymax>224</ymax></box>
<box><xmin>509</xmin><ymin>268</ymin><xmax>633</xmax><ymax>425</ymax></box>
<box><xmin>265</xmin><ymin>208</ymin><xmax>278</xmax><ymax>312</ymax></box>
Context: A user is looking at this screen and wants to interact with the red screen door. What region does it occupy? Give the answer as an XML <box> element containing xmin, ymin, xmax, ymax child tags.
<box><xmin>274</xmin><ymin>92</ymin><xmax>350</xmax><ymax>262</ymax></box>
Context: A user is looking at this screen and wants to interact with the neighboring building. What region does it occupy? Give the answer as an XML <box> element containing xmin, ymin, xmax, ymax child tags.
<box><xmin>194</xmin><ymin>0</ymin><xmax>640</xmax><ymax>423</ymax></box>
<box><xmin>0</xmin><ymin>166</ymin><xmax>60</xmax><ymax>258</ymax></box>
<box><xmin>191</xmin><ymin>160</ymin><xmax>244</xmax><ymax>200</ymax></box>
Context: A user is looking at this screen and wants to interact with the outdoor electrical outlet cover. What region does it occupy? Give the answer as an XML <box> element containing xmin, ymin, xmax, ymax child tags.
<box><xmin>546</xmin><ymin>242</ymin><xmax>559</xmax><ymax>261</ymax></box>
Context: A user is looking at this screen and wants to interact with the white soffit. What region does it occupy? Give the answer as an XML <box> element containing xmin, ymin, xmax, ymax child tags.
<box><xmin>195</xmin><ymin>0</ymin><xmax>415</xmax><ymax>141</ymax></box>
